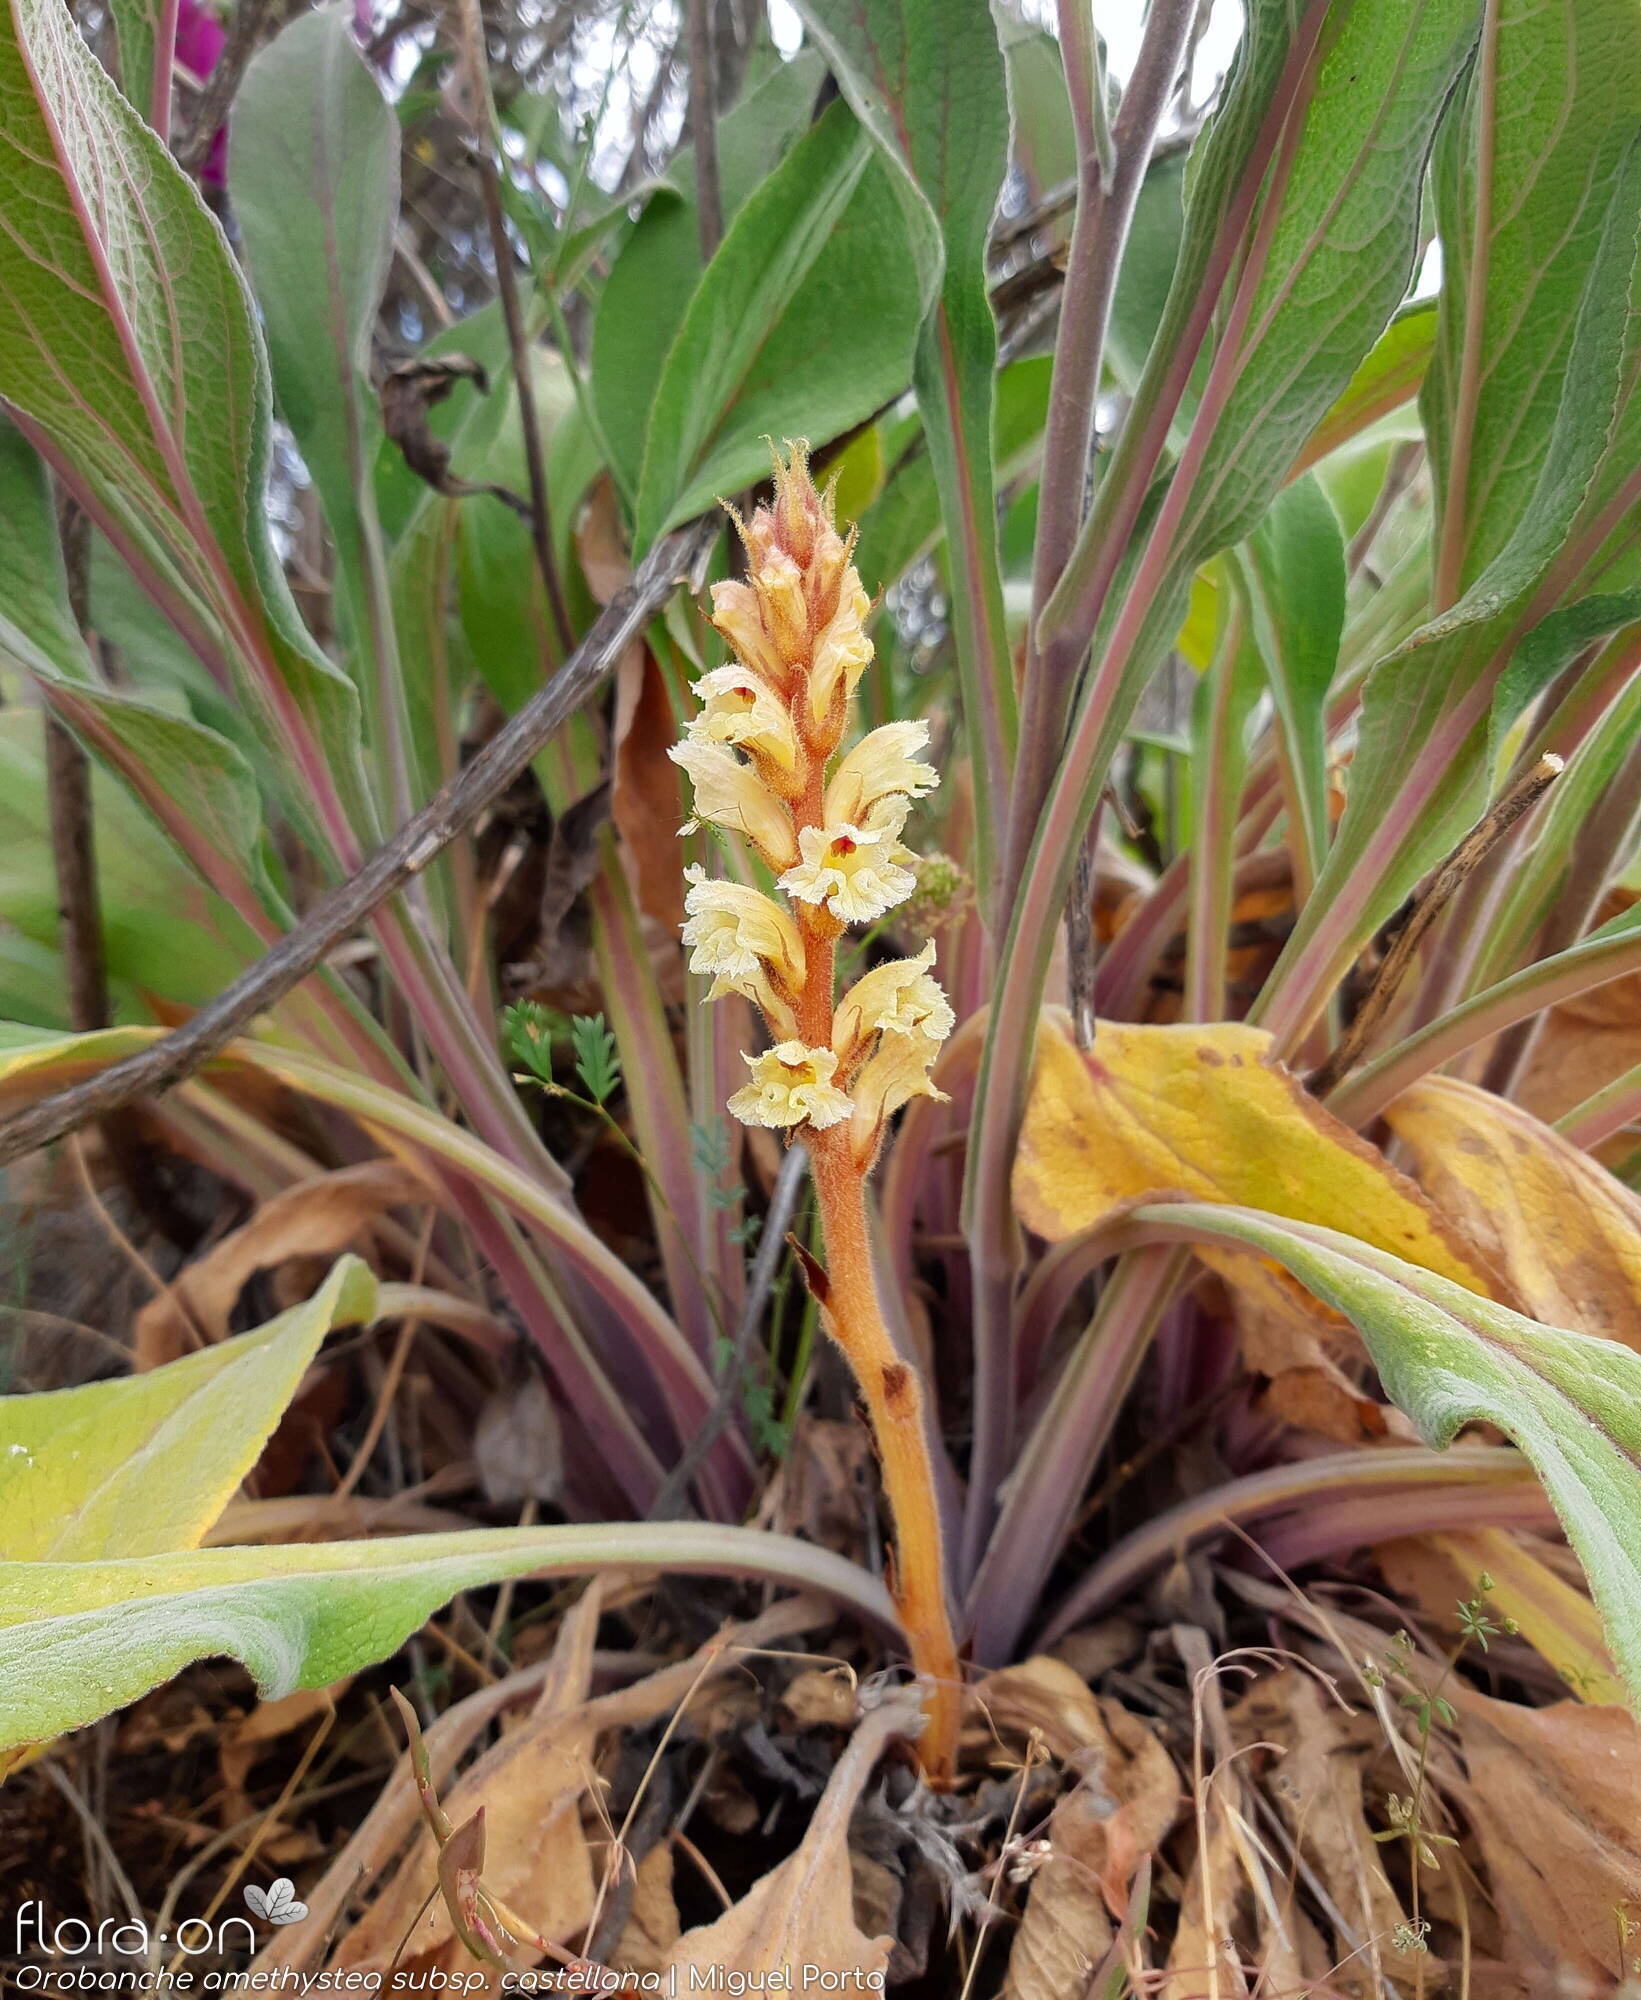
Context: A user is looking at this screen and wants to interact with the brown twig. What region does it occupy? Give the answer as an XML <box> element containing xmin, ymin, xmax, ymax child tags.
<box><xmin>45</xmin><ymin>498</ymin><xmax>108</xmax><ymax>1035</ymax></box>
<box><xmin>174</xmin><ymin>0</ymin><xmax>280</xmax><ymax>176</ymax></box>
<box><xmin>685</xmin><ymin>0</ymin><xmax>723</xmax><ymax>259</ymax></box>
<box><xmin>0</xmin><ymin>518</ymin><xmax>716</xmax><ymax>1170</ymax></box>
<box><xmin>44</xmin><ymin>720</ymin><xmax>107</xmax><ymax>1033</ymax></box>
<box><xmin>1308</xmin><ymin>754</ymin><xmax>1564</xmax><ymax>1099</ymax></box>
<box><xmin>448</xmin><ymin>0</ymin><xmax>576</xmax><ymax>657</ymax></box>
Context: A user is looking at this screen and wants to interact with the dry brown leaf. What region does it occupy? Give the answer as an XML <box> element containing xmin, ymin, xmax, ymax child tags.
<box><xmin>1231</xmin><ymin>1668</ymin><xmax>1427</xmax><ymax>1988</ymax></box>
<box><xmin>331</xmin><ymin>1588</ymin><xmax>604</xmax><ymax>1973</ymax></box>
<box><xmin>664</xmin><ymin>1693</ymin><xmax>916</xmax><ymax>1983</ymax></box>
<box><xmin>256</xmin><ymin>1598</ymin><xmax>829</xmax><ymax>1978</ymax></box>
<box><xmin>974</xmin><ymin>1659</ymin><xmax>1180</xmax><ymax>1917</ymax></box>
<box><xmin>1050</xmin><ymin>1616</ymin><xmax>1145</xmax><ymax>1683</ymax></box>
<box><xmin>1386</xmin><ymin>1073</ymin><xmax>1641</xmax><ymax>1344</ymax></box>
<box><xmin>1458</xmin><ymin>1689</ymin><xmax>1641</xmax><ymax>1983</ymax></box>
<box><xmin>474</xmin><ymin>1358</ymin><xmax>564</xmax><ymax>1506</ymax></box>
<box><xmin>205</xmin><ymin>1491</ymin><xmax>476</xmax><ymax>1544</ymax></box>
<box><xmin>612</xmin><ymin>646</ymin><xmax>688</xmax><ymax>937</ymax></box>
<box><xmin>579</xmin><ymin>473</ymin><xmax>687</xmax><ymax>943</ymax></box>
<box><xmin>974</xmin><ymin>1654</ymin><xmax>1111</xmax><ymax>1764</ymax></box>
<box><xmin>1515</xmin><ymin>889</ymin><xmax>1641</xmax><ymax>1152</ymax></box>
<box><xmin>1164</xmin><ymin>1817</ymin><xmax>1249</xmax><ymax>1999</ymax></box>
<box><xmin>135</xmin><ymin>1161</ymin><xmax>429</xmax><ymax>1368</ymax></box>
<box><xmin>1002</xmin><ymin>1784</ymin><xmax>1116</xmax><ymax>2000</ymax></box>
<box><xmin>218</xmin><ymin>1684</ymin><xmax>351</xmax><ymax>1824</ymax></box>
<box><xmin>1236</xmin><ymin>1292</ymin><xmax>1416</xmax><ymax>1444</ymax></box>
<box><xmin>608</xmin><ymin>1844</ymin><xmax>681</xmax><ymax>1976</ymax></box>
<box><xmin>780</xmin><ymin>1669</ymin><xmax>860</xmax><ymax>1732</ymax></box>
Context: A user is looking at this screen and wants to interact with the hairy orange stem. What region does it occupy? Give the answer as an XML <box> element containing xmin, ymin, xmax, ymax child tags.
<box><xmin>805</xmin><ymin>1121</ymin><xmax>963</xmax><ymax>1784</ymax></box>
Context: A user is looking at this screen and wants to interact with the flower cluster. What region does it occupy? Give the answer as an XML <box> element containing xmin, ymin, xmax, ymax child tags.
<box><xmin>669</xmin><ymin>445</ymin><xmax>953</xmax><ymax>1169</ymax></box>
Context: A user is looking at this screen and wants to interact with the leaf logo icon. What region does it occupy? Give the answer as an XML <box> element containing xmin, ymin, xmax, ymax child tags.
<box><xmin>243</xmin><ymin>1879</ymin><xmax>308</xmax><ymax>1925</ymax></box>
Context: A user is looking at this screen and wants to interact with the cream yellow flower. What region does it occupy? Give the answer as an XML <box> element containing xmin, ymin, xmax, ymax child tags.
<box><xmin>687</xmin><ymin>666</ymin><xmax>799</xmax><ymax>778</ymax></box>
<box><xmin>806</xmin><ymin>575</ymin><xmax>873</xmax><ymax>729</ymax></box>
<box><xmin>749</xmin><ymin>544</ymin><xmax>811</xmax><ymax>667</ymax></box>
<box><xmin>824</xmin><ymin>721</ymin><xmax>939</xmax><ymax>827</ymax></box>
<box><xmin>727</xmin><ymin>1040</ymin><xmax>852</xmax><ymax>1131</ymax></box>
<box><xmin>848</xmin><ymin>1027</ymin><xmax>948</xmax><ymax>1163</ymax></box>
<box><xmin>682</xmin><ymin>867</ymin><xmax>804</xmax><ymax>1025</ymax></box>
<box><xmin>668</xmin><ymin>740</ymin><xmax>797</xmax><ymax>869</ymax></box>
<box><xmin>833</xmin><ymin>942</ymin><xmax>955</xmax><ymax>1063</ymax></box>
<box><xmin>779</xmin><ymin>817</ymin><xmax>917</xmax><ymax>925</ymax></box>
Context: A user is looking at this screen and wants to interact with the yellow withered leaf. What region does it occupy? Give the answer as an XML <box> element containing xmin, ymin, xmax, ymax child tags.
<box><xmin>1014</xmin><ymin>1014</ymin><xmax>1491</xmax><ymax>1299</ymax></box>
<box><xmin>1384</xmin><ymin>1074</ymin><xmax>1641</xmax><ymax>1344</ymax></box>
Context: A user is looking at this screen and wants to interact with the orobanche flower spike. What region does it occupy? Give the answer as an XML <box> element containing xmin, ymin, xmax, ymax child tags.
<box><xmin>670</xmin><ymin>443</ymin><xmax>962</xmax><ymax>1783</ymax></box>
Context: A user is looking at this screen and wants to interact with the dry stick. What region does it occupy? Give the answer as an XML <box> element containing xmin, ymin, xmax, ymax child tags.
<box><xmin>0</xmin><ymin>520</ymin><xmax>716</xmax><ymax>1170</ymax></box>
<box><xmin>651</xmin><ymin>1140</ymin><xmax>809</xmax><ymax>1521</ymax></box>
<box><xmin>1307</xmin><ymin>754</ymin><xmax>1563</xmax><ymax>1100</ymax></box>
<box><xmin>685</xmin><ymin>0</ymin><xmax>723</xmax><ymax>259</ymax></box>
<box><xmin>174</xmin><ymin>0</ymin><xmax>279</xmax><ymax>175</ymax></box>
<box><xmin>44</xmin><ymin>720</ymin><xmax>107</xmax><ymax>1032</ymax></box>
<box><xmin>45</xmin><ymin>498</ymin><xmax>108</xmax><ymax>1035</ymax></box>
<box><xmin>449</xmin><ymin>0</ymin><xmax>576</xmax><ymax>658</ymax></box>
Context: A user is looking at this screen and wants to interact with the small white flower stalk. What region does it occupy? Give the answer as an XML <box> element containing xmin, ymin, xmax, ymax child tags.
<box><xmin>670</xmin><ymin>444</ymin><xmax>962</xmax><ymax>1784</ymax></box>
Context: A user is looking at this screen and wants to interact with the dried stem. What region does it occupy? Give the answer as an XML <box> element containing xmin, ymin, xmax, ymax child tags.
<box><xmin>1308</xmin><ymin>754</ymin><xmax>1563</xmax><ymax>1099</ymax></box>
<box><xmin>174</xmin><ymin>0</ymin><xmax>279</xmax><ymax>175</ymax></box>
<box><xmin>449</xmin><ymin>0</ymin><xmax>575</xmax><ymax>657</ymax></box>
<box><xmin>44</xmin><ymin>500</ymin><xmax>107</xmax><ymax>1035</ymax></box>
<box><xmin>685</xmin><ymin>0</ymin><xmax>723</xmax><ymax>259</ymax></box>
<box><xmin>44</xmin><ymin>715</ymin><xmax>108</xmax><ymax>1033</ymax></box>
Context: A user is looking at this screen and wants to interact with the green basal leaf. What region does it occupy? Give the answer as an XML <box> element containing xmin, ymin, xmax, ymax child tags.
<box><xmin>1260</xmin><ymin>141</ymin><xmax>1641</xmax><ymax>1039</ymax></box>
<box><xmin>230</xmin><ymin>5</ymin><xmax>423</xmax><ymax>802</ymax></box>
<box><xmin>1297</xmin><ymin>299</ymin><xmax>1437</xmax><ymax>474</ymax></box>
<box><xmin>1235</xmin><ymin>474</ymin><xmax>1345</xmax><ymax>885</ymax></box>
<box><xmin>0</xmin><ymin>1259</ymin><xmax>377</xmax><ymax>1562</ymax></box>
<box><xmin>790</xmin><ymin>0</ymin><xmax>1015</xmax><ymax>886</ymax></box>
<box><xmin>0</xmin><ymin>1248</ymin><xmax>893</xmax><ymax>1759</ymax></box>
<box><xmin>0</xmin><ymin>1523</ymin><xmax>897</xmax><ymax>1758</ymax></box>
<box><xmin>0</xmin><ymin>423</ymin><xmax>269</xmax><ymax>891</ymax></box>
<box><xmin>999</xmin><ymin>21</ymin><xmax>1077</xmax><ymax>203</ymax></box>
<box><xmin>0</xmin><ymin>0</ymin><xmax>368</xmax><ymax>843</ymax></box>
<box><xmin>589</xmin><ymin>50</ymin><xmax>828</xmax><ymax>502</ymax></box>
<box><xmin>1167</xmin><ymin>0</ymin><xmax>1480</xmax><ymax>566</ymax></box>
<box><xmin>0</xmin><ymin>709</ymin><xmax>261</xmax><ymax>1012</ymax></box>
<box><xmin>1104</xmin><ymin>149</ymin><xmax>1188</xmax><ymax>399</ymax></box>
<box><xmin>855</xmin><ymin>355</ymin><xmax>1055</xmax><ymax>603</ymax></box>
<box><xmin>1130</xmin><ymin>1201</ymin><xmax>1641</xmax><ymax>1710</ymax></box>
<box><xmin>102</xmin><ymin>0</ymin><xmax>166</xmax><ymax>125</ymax></box>
<box><xmin>634</xmin><ymin>102</ymin><xmax>924</xmax><ymax>546</ymax></box>
<box><xmin>1425</xmin><ymin>0</ymin><xmax>1641</xmax><ymax>589</ymax></box>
